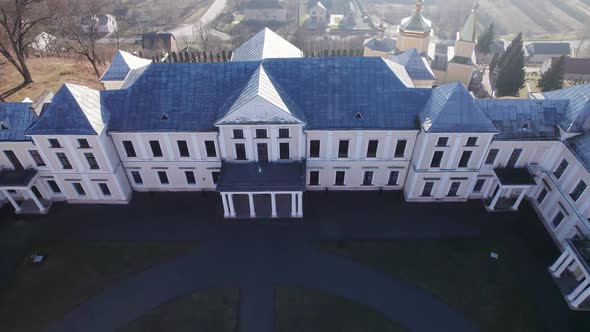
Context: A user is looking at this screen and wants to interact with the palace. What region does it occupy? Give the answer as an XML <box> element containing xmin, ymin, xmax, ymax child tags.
<box><xmin>1</xmin><ymin>28</ymin><xmax>589</xmax><ymax>309</ymax></box>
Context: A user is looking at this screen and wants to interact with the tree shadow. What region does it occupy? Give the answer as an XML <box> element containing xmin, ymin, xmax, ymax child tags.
<box><xmin>0</xmin><ymin>82</ymin><xmax>29</xmax><ymax>100</ymax></box>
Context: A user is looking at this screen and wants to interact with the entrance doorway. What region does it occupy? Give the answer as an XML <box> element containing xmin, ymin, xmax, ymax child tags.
<box><xmin>257</xmin><ymin>143</ymin><xmax>269</xmax><ymax>162</ymax></box>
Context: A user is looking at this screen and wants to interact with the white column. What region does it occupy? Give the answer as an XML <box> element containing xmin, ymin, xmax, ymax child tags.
<box><xmin>489</xmin><ymin>186</ymin><xmax>503</xmax><ymax>210</ymax></box>
<box><xmin>567</xmin><ymin>278</ymin><xmax>590</xmax><ymax>301</ymax></box>
<box><xmin>512</xmin><ymin>187</ymin><xmax>527</xmax><ymax>210</ymax></box>
<box><xmin>163</xmin><ymin>134</ymin><xmax>174</xmax><ymax>160</ymax></box>
<box><xmin>297</xmin><ymin>192</ymin><xmax>303</xmax><ymax>217</ymax></box>
<box><xmin>553</xmin><ymin>255</ymin><xmax>575</xmax><ymax>278</ymax></box>
<box><xmin>2</xmin><ymin>189</ymin><xmax>21</xmax><ymax>212</ymax></box>
<box><xmin>28</xmin><ymin>188</ymin><xmax>46</xmax><ymax>212</ymax></box>
<box><xmin>550</xmin><ymin>250</ymin><xmax>571</xmax><ymax>272</ymax></box>
<box><xmin>354</xmin><ymin>132</ymin><xmax>364</xmax><ymax>159</ymax></box>
<box><xmin>248</xmin><ymin>193</ymin><xmax>255</xmax><ymax>218</ymax></box>
<box><xmin>228</xmin><ymin>193</ymin><xmax>236</xmax><ymax>217</ymax></box>
<box><xmin>326</xmin><ymin>132</ymin><xmax>333</xmax><ymax>160</ymax></box>
<box><xmin>135</xmin><ymin>133</ymin><xmax>149</xmax><ymax>159</ymax></box>
<box><xmin>299</xmin><ymin>127</ymin><xmax>305</xmax><ymax>160</ymax></box>
<box><xmin>190</xmin><ymin>134</ymin><xmax>202</xmax><ymax>160</ymax></box>
<box><xmin>270</xmin><ymin>127</ymin><xmax>278</xmax><ymax>161</ymax></box>
<box><xmin>382</xmin><ymin>133</ymin><xmax>393</xmax><ymax>159</ymax></box>
<box><xmin>271</xmin><ymin>193</ymin><xmax>277</xmax><ymax>218</ymax></box>
<box><xmin>445</xmin><ymin>135</ymin><xmax>462</xmax><ymax>169</ymax></box>
<box><xmin>291</xmin><ymin>193</ymin><xmax>297</xmax><ymax>217</ymax></box>
<box><xmin>245</xmin><ymin>129</ymin><xmax>254</xmax><ymax>162</ymax></box>
<box><xmin>571</xmin><ymin>283</ymin><xmax>590</xmax><ymax>308</ymax></box>
<box><xmin>221</xmin><ymin>194</ymin><xmax>229</xmax><ymax>217</ymax></box>
<box><xmin>217</xmin><ymin>132</ymin><xmax>227</xmax><ymax>160</ymax></box>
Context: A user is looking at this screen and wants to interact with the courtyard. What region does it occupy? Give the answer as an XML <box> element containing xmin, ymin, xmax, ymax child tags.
<box><xmin>0</xmin><ymin>191</ymin><xmax>589</xmax><ymax>332</ymax></box>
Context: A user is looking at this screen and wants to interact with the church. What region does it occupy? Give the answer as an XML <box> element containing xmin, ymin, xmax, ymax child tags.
<box><xmin>363</xmin><ymin>0</ymin><xmax>479</xmax><ymax>88</ymax></box>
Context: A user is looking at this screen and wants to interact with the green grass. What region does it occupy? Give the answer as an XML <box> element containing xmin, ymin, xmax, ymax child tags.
<box><xmin>276</xmin><ymin>287</ymin><xmax>408</xmax><ymax>332</ymax></box>
<box><xmin>119</xmin><ymin>288</ymin><xmax>239</xmax><ymax>332</ymax></box>
<box><xmin>0</xmin><ymin>241</ymin><xmax>198</xmax><ymax>332</ymax></box>
<box><xmin>320</xmin><ymin>239</ymin><xmax>544</xmax><ymax>332</ymax></box>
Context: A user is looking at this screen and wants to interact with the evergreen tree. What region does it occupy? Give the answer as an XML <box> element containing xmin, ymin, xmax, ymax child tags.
<box><xmin>489</xmin><ymin>52</ymin><xmax>500</xmax><ymax>73</ymax></box>
<box><xmin>495</xmin><ymin>33</ymin><xmax>526</xmax><ymax>97</ymax></box>
<box><xmin>178</xmin><ymin>52</ymin><xmax>185</xmax><ymax>62</ymax></box>
<box><xmin>170</xmin><ymin>51</ymin><xmax>178</xmax><ymax>63</ymax></box>
<box><xmin>191</xmin><ymin>52</ymin><xmax>197</xmax><ymax>62</ymax></box>
<box><xmin>538</xmin><ymin>55</ymin><xmax>566</xmax><ymax>92</ymax></box>
<box><xmin>476</xmin><ymin>23</ymin><xmax>495</xmax><ymax>54</ymax></box>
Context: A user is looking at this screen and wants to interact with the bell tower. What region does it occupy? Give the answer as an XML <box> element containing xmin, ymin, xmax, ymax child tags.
<box><xmin>397</xmin><ymin>0</ymin><xmax>433</xmax><ymax>53</ymax></box>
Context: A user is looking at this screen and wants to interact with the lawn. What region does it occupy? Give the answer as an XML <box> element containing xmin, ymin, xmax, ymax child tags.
<box><xmin>119</xmin><ymin>288</ymin><xmax>239</xmax><ymax>332</ymax></box>
<box><xmin>0</xmin><ymin>241</ymin><xmax>197</xmax><ymax>332</ymax></box>
<box><xmin>276</xmin><ymin>287</ymin><xmax>408</xmax><ymax>332</ymax></box>
<box><xmin>320</xmin><ymin>239</ymin><xmax>544</xmax><ymax>332</ymax></box>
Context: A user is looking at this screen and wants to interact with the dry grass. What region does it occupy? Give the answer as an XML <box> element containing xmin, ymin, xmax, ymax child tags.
<box><xmin>0</xmin><ymin>56</ymin><xmax>106</xmax><ymax>102</ymax></box>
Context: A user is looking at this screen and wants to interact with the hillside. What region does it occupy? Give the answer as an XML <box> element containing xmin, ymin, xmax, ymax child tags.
<box><xmin>0</xmin><ymin>57</ymin><xmax>105</xmax><ymax>102</ymax></box>
<box><xmin>363</xmin><ymin>0</ymin><xmax>590</xmax><ymax>39</ymax></box>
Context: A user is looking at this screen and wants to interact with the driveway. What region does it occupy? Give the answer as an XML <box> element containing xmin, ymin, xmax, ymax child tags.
<box><xmin>167</xmin><ymin>0</ymin><xmax>230</xmax><ymax>41</ymax></box>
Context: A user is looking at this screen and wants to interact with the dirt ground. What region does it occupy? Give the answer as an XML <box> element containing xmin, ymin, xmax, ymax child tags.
<box><xmin>0</xmin><ymin>56</ymin><xmax>106</xmax><ymax>102</ymax></box>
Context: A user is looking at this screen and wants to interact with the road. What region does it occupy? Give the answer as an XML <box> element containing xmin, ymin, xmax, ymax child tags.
<box><xmin>167</xmin><ymin>0</ymin><xmax>230</xmax><ymax>41</ymax></box>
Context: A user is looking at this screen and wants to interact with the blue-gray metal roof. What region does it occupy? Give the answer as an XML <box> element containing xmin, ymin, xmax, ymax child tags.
<box><xmin>104</xmin><ymin>57</ymin><xmax>433</xmax><ymax>132</ymax></box>
<box><xmin>27</xmin><ymin>84</ymin><xmax>109</xmax><ymax>135</ymax></box>
<box><xmin>100</xmin><ymin>50</ymin><xmax>151</xmax><ymax>82</ymax></box>
<box><xmin>0</xmin><ymin>102</ymin><xmax>36</xmax><ymax>141</ymax></box>
<box><xmin>566</xmin><ymin>131</ymin><xmax>590</xmax><ymax>174</ymax></box>
<box><xmin>476</xmin><ymin>99</ymin><xmax>568</xmax><ymax>140</ymax></box>
<box><xmin>419</xmin><ymin>82</ymin><xmax>497</xmax><ymax>133</ymax></box>
<box><xmin>391</xmin><ymin>48</ymin><xmax>436</xmax><ymax>81</ymax></box>
<box><xmin>526</xmin><ymin>43</ymin><xmax>571</xmax><ymax>56</ymax></box>
<box><xmin>540</xmin><ymin>83</ymin><xmax>590</xmax><ymax>133</ymax></box>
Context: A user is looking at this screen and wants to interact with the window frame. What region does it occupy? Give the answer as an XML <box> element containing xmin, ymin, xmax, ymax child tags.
<box><xmin>553</xmin><ymin>159</ymin><xmax>569</xmax><ymax>179</ymax></box>
<box><xmin>484</xmin><ymin>149</ymin><xmax>499</xmax><ymax>165</ymax></box>
<box><xmin>177</xmin><ymin>140</ymin><xmax>190</xmax><ymax>157</ymax></box>
<box><xmin>335</xmin><ymin>170</ymin><xmax>346</xmax><ymax>186</ymax></box>
<box><xmin>157</xmin><ymin>170</ymin><xmax>169</xmax><ymax>185</ymax></box>
<box><xmin>465</xmin><ymin>137</ymin><xmax>478</xmax><ymax>147</ymax></box>
<box><xmin>205</xmin><ymin>141</ymin><xmax>217</xmax><ymax>158</ymax></box>
<box><xmin>309</xmin><ymin>140</ymin><xmax>320</xmax><ymax>158</ymax></box>
<box><xmin>98</xmin><ymin>183</ymin><xmax>111</xmax><ymax>196</ymax></box>
<box><xmin>279</xmin><ymin>142</ymin><xmax>290</xmax><ymax>160</ymax></box>
<box><xmin>366</xmin><ymin>140</ymin><xmax>379</xmax><ymax>158</ymax></box>
<box><xmin>29</xmin><ymin>150</ymin><xmax>46</xmax><ymax>166</ymax></box>
<box><xmin>447</xmin><ymin>182</ymin><xmax>461</xmax><ymax>197</ymax></box>
<box><xmin>185</xmin><ymin>171</ymin><xmax>197</xmax><ymax>185</ymax></box>
<box><xmin>436</xmin><ymin>137</ymin><xmax>449</xmax><ymax>147</ymax></box>
<box><xmin>309</xmin><ymin>171</ymin><xmax>320</xmax><ymax>186</ymax></box>
<box><xmin>48</xmin><ymin>138</ymin><xmax>61</xmax><ymax>148</ymax></box>
<box><xmin>47</xmin><ymin>180</ymin><xmax>61</xmax><ymax>193</ymax></box>
<box><xmin>337</xmin><ymin>140</ymin><xmax>349</xmax><ymax>158</ymax></box>
<box><xmin>233</xmin><ymin>129</ymin><xmax>244</xmax><ymax>139</ymax></box>
<box><xmin>570</xmin><ymin>180</ymin><xmax>587</xmax><ymax>202</ymax></box>
<box><xmin>56</xmin><ymin>152</ymin><xmax>72</xmax><ymax>170</ymax></box>
<box><xmin>458</xmin><ymin>151</ymin><xmax>472</xmax><ymax>168</ymax></box>
<box><xmin>387</xmin><ymin>170</ymin><xmax>400</xmax><ymax>186</ymax></box>
<box><xmin>149</xmin><ymin>140</ymin><xmax>163</xmax><ymax>158</ymax></box>
<box><xmin>255</xmin><ymin>129</ymin><xmax>268</xmax><ymax>139</ymax></box>
<box><xmin>131</xmin><ymin>170</ymin><xmax>143</xmax><ymax>184</ymax></box>
<box><xmin>394</xmin><ymin>140</ymin><xmax>407</xmax><ymax>158</ymax></box>
<box><xmin>77</xmin><ymin>138</ymin><xmax>91</xmax><ymax>149</ymax></box>
<box><xmin>278</xmin><ymin>128</ymin><xmax>290</xmax><ymax>138</ymax></box>
<box><xmin>235</xmin><ymin>143</ymin><xmax>247</xmax><ymax>160</ymax></box>
<box><xmin>84</xmin><ymin>152</ymin><xmax>100</xmax><ymax>170</ymax></box>
<box><xmin>473</xmin><ymin>179</ymin><xmax>486</xmax><ymax>193</ymax></box>
<box><xmin>430</xmin><ymin>151</ymin><xmax>444</xmax><ymax>168</ymax></box>
<box><xmin>421</xmin><ymin>182</ymin><xmax>434</xmax><ymax>197</ymax></box>
<box><xmin>362</xmin><ymin>171</ymin><xmax>374</xmax><ymax>186</ymax></box>
<box><xmin>122</xmin><ymin>140</ymin><xmax>137</xmax><ymax>158</ymax></box>
<box><xmin>537</xmin><ymin>188</ymin><xmax>548</xmax><ymax>204</ymax></box>
<box><xmin>72</xmin><ymin>182</ymin><xmax>86</xmax><ymax>196</ymax></box>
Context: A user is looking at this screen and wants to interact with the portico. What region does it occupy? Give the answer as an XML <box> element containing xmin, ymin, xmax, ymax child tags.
<box><xmin>216</xmin><ymin>162</ymin><xmax>306</xmax><ymax>219</ymax></box>
<box><xmin>485</xmin><ymin>168</ymin><xmax>536</xmax><ymax>212</ymax></box>
<box><xmin>549</xmin><ymin>239</ymin><xmax>590</xmax><ymax>310</ymax></box>
<box><xmin>0</xmin><ymin>169</ymin><xmax>51</xmax><ymax>214</ymax></box>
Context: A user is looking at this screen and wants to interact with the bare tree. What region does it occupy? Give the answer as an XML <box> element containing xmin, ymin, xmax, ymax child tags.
<box><xmin>59</xmin><ymin>0</ymin><xmax>111</xmax><ymax>78</ymax></box>
<box><xmin>0</xmin><ymin>0</ymin><xmax>55</xmax><ymax>84</ymax></box>
<box><xmin>194</xmin><ymin>22</ymin><xmax>212</xmax><ymax>54</ymax></box>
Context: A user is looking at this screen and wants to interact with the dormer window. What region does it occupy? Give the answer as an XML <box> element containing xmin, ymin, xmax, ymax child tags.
<box><xmin>521</xmin><ymin>122</ymin><xmax>529</xmax><ymax>131</ymax></box>
<box><xmin>354</xmin><ymin>112</ymin><xmax>363</xmax><ymax>119</ymax></box>
<box><xmin>161</xmin><ymin>114</ymin><xmax>169</xmax><ymax>120</ymax></box>
<box><xmin>0</xmin><ymin>123</ymin><xmax>8</xmax><ymax>130</ymax></box>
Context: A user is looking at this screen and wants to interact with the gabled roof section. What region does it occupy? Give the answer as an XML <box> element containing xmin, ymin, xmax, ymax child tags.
<box><xmin>419</xmin><ymin>82</ymin><xmax>497</xmax><ymax>133</ymax></box>
<box><xmin>458</xmin><ymin>2</ymin><xmax>478</xmax><ymax>42</ymax></box>
<box><xmin>230</xmin><ymin>28</ymin><xmax>303</xmax><ymax>62</ymax></box>
<box><xmin>216</xmin><ymin>64</ymin><xmax>304</xmax><ymax>125</ymax></box>
<box><xmin>27</xmin><ymin>84</ymin><xmax>109</xmax><ymax>135</ymax></box>
<box><xmin>539</xmin><ymin>83</ymin><xmax>590</xmax><ymax>133</ymax></box>
<box><xmin>0</xmin><ymin>102</ymin><xmax>37</xmax><ymax>141</ymax></box>
<box><xmin>391</xmin><ymin>48</ymin><xmax>436</xmax><ymax>81</ymax></box>
<box><xmin>476</xmin><ymin>99</ymin><xmax>568</xmax><ymax>140</ymax></box>
<box><xmin>566</xmin><ymin>131</ymin><xmax>590</xmax><ymax>173</ymax></box>
<box><xmin>100</xmin><ymin>50</ymin><xmax>152</xmax><ymax>82</ymax></box>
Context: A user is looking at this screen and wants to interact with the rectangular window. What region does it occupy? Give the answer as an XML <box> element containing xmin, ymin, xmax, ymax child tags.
<box><xmin>309</xmin><ymin>171</ymin><xmax>319</xmax><ymax>186</ymax></box>
<box><xmin>430</xmin><ymin>151</ymin><xmax>444</xmax><ymax>168</ymax></box>
<box><xmin>366</xmin><ymin>140</ymin><xmax>378</xmax><ymax>158</ymax></box>
<box><xmin>338</xmin><ymin>140</ymin><xmax>349</xmax><ymax>158</ymax></box>
<box><xmin>570</xmin><ymin>180</ymin><xmax>587</xmax><ymax>202</ymax></box>
<box><xmin>537</xmin><ymin>188</ymin><xmax>548</xmax><ymax>204</ymax></box>
<box><xmin>335</xmin><ymin>171</ymin><xmax>345</xmax><ymax>186</ymax></box>
<box><xmin>279</xmin><ymin>143</ymin><xmax>290</xmax><ymax>160</ymax></box>
<box><xmin>185</xmin><ymin>171</ymin><xmax>196</xmax><ymax>184</ymax></box>
<box><xmin>310</xmin><ymin>140</ymin><xmax>320</xmax><ymax>158</ymax></box>
<box><xmin>29</xmin><ymin>150</ymin><xmax>46</xmax><ymax>166</ymax></box>
<box><xmin>158</xmin><ymin>171</ymin><xmax>169</xmax><ymax>184</ymax></box>
<box><xmin>279</xmin><ymin>128</ymin><xmax>289</xmax><ymax>138</ymax></box>
<box><xmin>235</xmin><ymin>143</ymin><xmax>247</xmax><ymax>160</ymax></box>
<box><xmin>131</xmin><ymin>171</ymin><xmax>143</xmax><ymax>184</ymax></box>
<box><xmin>177</xmin><ymin>140</ymin><xmax>190</xmax><ymax>157</ymax></box>
<box><xmin>233</xmin><ymin>129</ymin><xmax>244</xmax><ymax>139</ymax></box>
<box><xmin>123</xmin><ymin>141</ymin><xmax>137</xmax><ymax>157</ymax></box>
<box><xmin>436</xmin><ymin>137</ymin><xmax>448</xmax><ymax>147</ymax></box>
<box><xmin>212</xmin><ymin>171</ymin><xmax>220</xmax><ymax>184</ymax></box>
<box><xmin>98</xmin><ymin>183</ymin><xmax>111</xmax><ymax>196</ymax></box>
<box><xmin>506</xmin><ymin>148</ymin><xmax>523</xmax><ymax>168</ymax></box>
<box><xmin>553</xmin><ymin>159</ymin><xmax>569</xmax><ymax>179</ymax></box>
<box><xmin>84</xmin><ymin>153</ymin><xmax>99</xmax><ymax>170</ymax></box>
<box><xmin>205</xmin><ymin>141</ymin><xmax>217</xmax><ymax>158</ymax></box>
<box><xmin>77</xmin><ymin>138</ymin><xmax>91</xmax><ymax>149</ymax></box>
<box><xmin>466</xmin><ymin>137</ymin><xmax>478</xmax><ymax>147</ymax></box>
<box><xmin>388</xmin><ymin>171</ymin><xmax>400</xmax><ymax>186</ymax></box>
<box><xmin>362</xmin><ymin>171</ymin><xmax>374</xmax><ymax>186</ymax></box>
<box><xmin>47</xmin><ymin>180</ymin><xmax>61</xmax><ymax>193</ymax></box>
<box><xmin>447</xmin><ymin>182</ymin><xmax>460</xmax><ymax>197</ymax></box>
<box><xmin>72</xmin><ymin>183</ymin><xmax>85</xmax><ymax>196</ymax></box>
<box><xmin>56</xmin><ymin>152</ymin><xmax>72</xmax><ymax>169</ymax></box>
<box><xmin>458</xmin><ymin>151</ymin><xmax>472</xmax><ymax>168</ymax></box>
<box><xmin>149</xmin><ymin>140</ymin><xmax>163</xmax><ymax>157</ymax></box>
<box><xmin>473</xmin><ymin>179</ymin><xmax>485</xmax><ymax>193</ymax></box>
<box><xmin>394</xmin><ymin>140</ymin><xmax>407</xmax><ymax>158</ymax></box>
<box><xmin>49</xmin><ymin>138</ymin><xmax>61</xmax><ymax>148</ymax></box>
<box><xmin>485</xmin><ymin>149</ymin><xmax>499</xmax><ymax>165</ymax></box>
<box><xmin>255</xmin><ymin>129</ymin><xmax>267</xmax><ymax>138</ymax></box>
<box><xmin>552</xmin><ymin>211</ymin><xmax>565</xmax><ymax>228</ymax></box>
<box><xmin>421</xmin><ymin>182</ymin><xmax>434</xmax><ymax>197</ymax></box>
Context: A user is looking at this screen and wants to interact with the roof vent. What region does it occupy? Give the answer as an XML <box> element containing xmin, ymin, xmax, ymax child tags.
<box><xmin>0</xmin><ymin>123</ymin><xmax>8</xmax><ymax>130</ymax></box>
<box><xmin>160</xmin><ymin>114</ymin><xmax>169</xmax><ymax>120</ymax></box>
<box><xmin>521</xmin><ymin>122</ymin><xmax>529</xmax><ymax>131</ymax></box>
<box><xmin>354</xmin><ymin>112</ymin><xmax>363</xmax><ymax>119</ymax></box>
